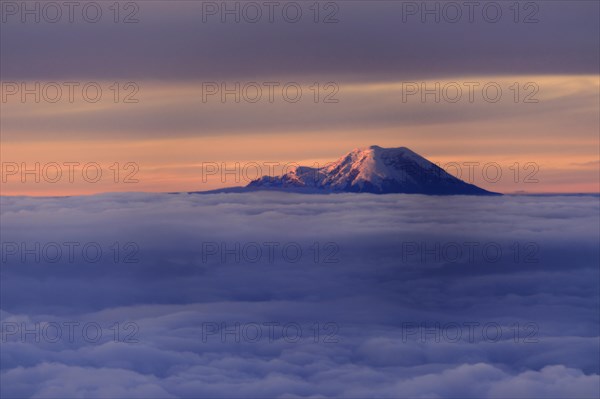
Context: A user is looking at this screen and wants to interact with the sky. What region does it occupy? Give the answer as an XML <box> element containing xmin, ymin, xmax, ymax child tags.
<box><xmin>1</xmin><ymin>0</ymin><xmax>599</xmax><ymax>195</ymax></box>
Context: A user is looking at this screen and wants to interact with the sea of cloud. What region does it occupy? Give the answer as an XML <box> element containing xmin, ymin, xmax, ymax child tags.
<box><xmin>1</xmin><ymin>192</ymin><xmax>598</xmax><ymax>398</ymax></box>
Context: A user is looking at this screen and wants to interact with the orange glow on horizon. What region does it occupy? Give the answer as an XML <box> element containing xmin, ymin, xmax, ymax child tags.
<box><xmin>2</xmin><ymin>75</ymin><xmax>598</xmax><ymax>196</ymax></box>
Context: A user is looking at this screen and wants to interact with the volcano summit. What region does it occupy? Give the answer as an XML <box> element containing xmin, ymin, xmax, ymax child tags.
<box><xmin>204</xmin><ymin>146</ymin><xmax>501</xmax><ymax>196</ymax></box>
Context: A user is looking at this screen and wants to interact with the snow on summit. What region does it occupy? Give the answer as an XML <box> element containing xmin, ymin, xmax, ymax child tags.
<box><xmin>246</xmin><ymin>146</ymin><xmax>501</xmax><ymax>195</ymax></box>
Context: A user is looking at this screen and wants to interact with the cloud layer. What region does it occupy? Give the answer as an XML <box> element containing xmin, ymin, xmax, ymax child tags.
<box><xmin>1</xmin><ymin>192</ymin><xmax>598</xmax><ymax>397</ymax></box>
<box><xmin>1</xmin><ymin>2</ymin><xmax>598</xmax><ymax>81</ymax></box>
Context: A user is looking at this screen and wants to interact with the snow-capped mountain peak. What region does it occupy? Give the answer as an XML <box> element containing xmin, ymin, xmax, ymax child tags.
<box><xmin>246</xmin><ymin>146</ymin><xmax>500</xmax><ymax>195</ymax></box>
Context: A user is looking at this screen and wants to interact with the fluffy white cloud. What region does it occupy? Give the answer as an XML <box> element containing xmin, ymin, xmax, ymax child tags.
<box><xmin>1</xmin><ymin>192</ymin><xmax>598</xmax><ymax>397</ymax></box>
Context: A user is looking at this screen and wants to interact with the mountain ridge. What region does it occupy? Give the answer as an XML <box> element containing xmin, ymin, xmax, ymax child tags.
<box><xmin>197</xmin><ymin>146</ymin><xmax>501</xmax><ymax>196</ymax></box>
